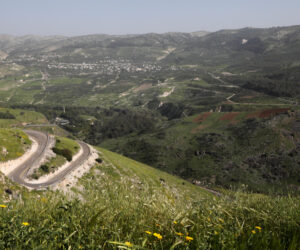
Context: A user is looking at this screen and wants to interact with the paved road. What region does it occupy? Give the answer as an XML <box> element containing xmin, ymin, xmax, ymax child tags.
<box><xmin>8</xmin><ymin>130</ymin><xmax>91</xmax><ymax>189</ymax></box>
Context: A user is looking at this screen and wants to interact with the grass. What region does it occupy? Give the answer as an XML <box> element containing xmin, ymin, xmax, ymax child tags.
<box><xmin>0</xmin><ymin>129</ymin><xmax>31</xmax><ymax>162</ymax></box>
<box><xmin>0</xmin><ymin>146</ymin><xmax>299</xmax><ymax>249</ymax></box>
<box><xmin>54</xmin><ymin>136</ymin><xmax>79</xmax><ymax>156</ymax></box>
<box><xmin>0</xmin><ymin>107</ymin><xmax>48</xmax><ymax>128</ymax></box>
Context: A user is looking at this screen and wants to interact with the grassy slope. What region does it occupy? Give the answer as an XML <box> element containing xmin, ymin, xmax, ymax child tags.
<box><xmin>0</xmin><ymin>107</ymin><xmax>48</xmax><ymax>162</ymax></box>
<box><xmin>0</xmin><ymin>129</ymin><xmax>31</xmax><ymax>162</ymax></box>
<box><xmin>0</xmin><ymin>146</ymin><xmax>299</xmax><ymax>249</ymax></box>
<box><xmin>0</xmin><ymin>107</ymin><xmax>48</xmax><ymax>128</ymax></box>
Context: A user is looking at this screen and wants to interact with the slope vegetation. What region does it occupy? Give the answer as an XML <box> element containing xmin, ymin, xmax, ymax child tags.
<box><xmin>0</xmin><ymin>146</ymin><xmax>299</xmax><ymax>249</ymax></box>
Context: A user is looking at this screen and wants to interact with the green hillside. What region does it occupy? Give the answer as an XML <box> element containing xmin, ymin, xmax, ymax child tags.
<box><xmin>0</xmin><ymin>129</ymin><xmax>31</xmax><ymax>162</ymax></box>
<box><xmin>0</xmin><ymin>26</ymin><xmax>300</xmax><ymax>247</ymax></box>
<box><xmin>0</xmin><ymin>143</ymin><xmax>299</xmax><ymax>249</ymax></box>
<box><xmin>0</xmin><ymin>109</ymin><xmax>299</xmax><ymax>248</ymax></box>
<box><xmin>101</xmin><ymin>107</ymin><xmax>300</xmax><ymax>194</ymax></box>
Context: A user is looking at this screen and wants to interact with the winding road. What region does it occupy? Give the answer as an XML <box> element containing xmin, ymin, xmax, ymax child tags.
<box><xmin>7</xmin><ymin>130</ymin><xmax>91</xmax><ymax>189</ymax></box>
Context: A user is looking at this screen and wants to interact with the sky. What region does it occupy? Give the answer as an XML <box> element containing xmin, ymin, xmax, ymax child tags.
<box><xmin>0</xmin><ymin>0</ymin><xmax>300</xmax><ymax>36</ymax></box>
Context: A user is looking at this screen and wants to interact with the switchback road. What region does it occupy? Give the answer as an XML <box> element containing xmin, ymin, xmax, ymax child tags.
<box><xmin>7</xmin><ymin>130</ymin><xmax>91</xmax><ymax>189</ymax></box>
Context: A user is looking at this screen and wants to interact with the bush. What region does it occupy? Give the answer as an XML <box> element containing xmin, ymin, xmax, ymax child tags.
<box><xmin>40</xmin><ymin>164</ymin><xmax>49</xmax><ymax>173</ymax></box>
<box><xmin>0</xmin><ymin>112</ymin><xmax>15</xmax><ymax>119</ymax></box>
<box><xmin>96</xmin><ymin>158</ymin><xmax>103</xmax><ymax>163</ymax></box>
<box><xmin>52</xmin><ymin>147</ymin><xmax>73</xmax><ymax>161</ymax></box>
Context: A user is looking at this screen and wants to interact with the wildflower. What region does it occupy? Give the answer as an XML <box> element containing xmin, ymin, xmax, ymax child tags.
<box><xmin>207</xmin><ymin>217</ymin><xmax>211</xmax><ymax>222</ymax></box>
<box><xmin>41</xmin><ymin>197</ymin><xmax>47</xmax><ymax>203</ymax></box>
<box><xmin>173</xmin><ymin>221</ymin><xmax>178</xmax><ymax>224</ymax></box>
<box><xmin>22</xmin><ymin>222</ymin><xmax>29</xmax><ymax>226</ymax></box>
<box><xmin>185</xmin><ymin>236</ymin><xmax>193</xmax><ymax>242</ymax></box>
<box><xmin>145</xmin><ymin>231</ymin><xmax>152</xmax><ymax>235</ymax></box>
<box><xmin>214</xmin><ymin>231</ymin><xmax>219</xmax><ymax>235</ymax></box>
<box><xmin>218</xmin><ymin>218</ymin><xmax>224</xmax><ymax>223</ymax></box>
<box><xmin>155</xmin><ymin>223</ymin><xmax>160</xmax><ymax>227</ymax></box>
<box><xmin>153</xmin><ymin>233</ymin><xmax>163</xmax><ymax>240</ymax></box>
<box><xmin>125</xmin><ymin>242</ymin><xmax>133</xmax><ymax>247</ymax></box>
<box><xmin>176</xmin><ymin>232</ymin><xmax>184</xmax><ymax>236</ymax></box>
<box><xmin>255</xmin><ymin>226</ymin><xmax>262</xmax><ymax>231</ymax></box>
<box><xmin>251</xmin><ymin>230</ymin><xmax>256</xmax><ymax>234</ymax></box>
<box><xmin>0</xmin><ymin>204</ymin><xmax>7</xmax><ymax>208</ymax></box>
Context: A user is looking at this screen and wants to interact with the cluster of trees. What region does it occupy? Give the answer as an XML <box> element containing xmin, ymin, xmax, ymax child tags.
<box><xmin>0</xmin><ymin>111</ymin><xmax>15</xmax><ymax>119</ymax></box>
<box><xmin>11</xmin><ymin>105</ymin><xmax>159</xmax><ymax>145</ymax></box>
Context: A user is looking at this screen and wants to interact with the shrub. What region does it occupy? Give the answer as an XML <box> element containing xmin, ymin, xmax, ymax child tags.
<box><xmin>0</xmin><ymin>112</ymin><xmax>15</xmax><ymax>119</ymax></box>
<box><xmin>40</xmin><ymin>164</ymin><xmax>49</xmax><ymax>173</ymax></box>
<box><xmin>52</xmin><ymin>147</ymin><xmax>72</xmax><ymax>161</ymax></box>
<box><xmin>96</xmin><ymin>158</ymin><xmax>103</xmax><ymax>163</ymax></box>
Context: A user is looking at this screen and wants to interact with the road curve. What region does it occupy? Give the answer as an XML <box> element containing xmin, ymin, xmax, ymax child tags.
<box><xmin>8</xmin><ymin>130</ymin><xmax>91</xmax><ymax>189</ymax></box>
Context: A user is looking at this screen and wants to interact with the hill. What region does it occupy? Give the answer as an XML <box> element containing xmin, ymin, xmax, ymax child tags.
<box><xmin>0</xmin><ymin>26</ymin><xmax>299</xmax><ymax>195</ymax></box>
<box><xmin>0</xmin><ymin>109</ymin><xmax>299</xmax><ymax>248</ymax></box>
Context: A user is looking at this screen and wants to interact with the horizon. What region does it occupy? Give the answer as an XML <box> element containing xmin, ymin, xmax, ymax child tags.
<box><xmin>1</xmin><ymin>24</ymin><xmax>300</xmax><ymax>38</ymax></box>
<box><xmin>1</xmin><ymin>0</ymin><xmax>300</xmax><ymax>36</ymax></box>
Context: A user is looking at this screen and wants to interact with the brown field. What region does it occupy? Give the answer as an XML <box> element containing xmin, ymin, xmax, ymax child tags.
<box><xmin>133</xmin><ymin>83</ymin><xmax>152</xmax><ymax>92</ymax></box>
<box><xmin>246</xmin><ymin>108</ymin><xmax>290</xmax><ymax>119</ymax></box>
<box><xmin>220</xmin><ymin>112</ymin><xmax>240</xmax><ymax>122</ymax></box>
<box><xmin>193</xmin><ymin>112</ymin><xmax>211</xmax><ymax>123</ymax></box>
<box><xmin>259</xmin><ymin>108</ymin><xmax>290</xmax><ymax>118</ymax></box>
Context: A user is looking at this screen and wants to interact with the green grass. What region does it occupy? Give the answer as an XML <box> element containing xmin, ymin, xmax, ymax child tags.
<box><xmin>0</xmin><ymin>146</ymin><xmax>299</xmax><ymax>249</ymax></box>
<box><xmin>97</xmin><ymin>147</ymin><xmax>209</xmax><ymax>197</ymax></box>
<box><xmin>0</xmin><ymin>107</ymin><xmax>48</xmax><ymax>128</ymax></box>
<box><xmin>54</xmin><ymin>136</ymin><xmax>79</xmax><ymax>156</ymax></box>
<box><xmin>0</xmin><ymin>129</ymin><xmax>31</xmax><ymax>161</ymax></box>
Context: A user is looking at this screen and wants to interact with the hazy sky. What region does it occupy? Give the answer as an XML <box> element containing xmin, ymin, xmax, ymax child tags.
<box><xmin>1</xmin><ymin>0</ymin><xmax>300</xmax><ymax>36</ymax></box>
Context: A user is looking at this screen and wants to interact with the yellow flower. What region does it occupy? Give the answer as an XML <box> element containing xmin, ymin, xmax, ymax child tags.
<box><xmin>145</xmin><ymin>231</ymin><xmax>152</xmax><ymax>235</ymax></box>
<box><xmin>214</xmin><ymin>231</ymin><xmax>219</xmax><ymax>235</ymax></box>
<box><xmin>41</xmin><ymin>197</ymin><xmax>47</xmax><ymax>203</ymax></box>
<box><xmin>0</xmin><ymin>204</ymin><xmax>7</xmax><ymax>208</ymax></box>
<box><xmin>251</xmin><ymin>230</ymin><xmax>256</xmax><ymax>234</ymax></box>
<box><xmin>218</xmin><ymin>218</ymin><xmax>224</xmax><ymax>223</ymax></box>
<box><xmin>207</xmin><ymin>217</ymin><xmax>211</xmax><ymax>222</ymax></box>
<box><xmin>175</xmin><ymin>232</ymin><xmax>184</xmax><ymax>236</ymax></box>
<box><xmin>125</xmin><ymin>242</ymin><xmax>133</xmax><ymax>247</ymax></box>
<box><xmin>185</xmin><ymin>236</ymin><xmax>193</xmax><ymax>241</ymax></box>
<box><xmin>255</xmin><ymin>226</ymin><xmax>262</xmax><ymax>231</ymax></box>
<box><xmin>173</xmin><ymin>221</ymin><xmax>178</xmax><ymax>224</ymax></box>
<box><xmin>153</xmin><ymin>233</ymin><xmax>163</xmax><ymax>240</ymax></box>
<box><xmin>22</xmin><ymin>222</ymin><xmax>29</xmax><ymax>226</ymax></box>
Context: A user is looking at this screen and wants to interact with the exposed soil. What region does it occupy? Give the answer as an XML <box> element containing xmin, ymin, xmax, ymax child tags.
<box><xmin>220</xmin><ymin>112</ymin><xmax>240</xmax><ymax>124</ymax></box>
<box><xmin>246</xmin><ymin>108</ymin><xmax>290</xmax><ymax>119</ymax></box>
<box><xmin>193</xmin><ymin>112</ymin><xmax>211</xmax><ymax>123</ymax></box>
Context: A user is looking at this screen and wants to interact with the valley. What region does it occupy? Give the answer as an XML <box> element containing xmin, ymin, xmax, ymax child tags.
<box><xmin>0</xmin><ymin>25</ymin><xmax>299</xmax><ymax>248</ymax></box>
